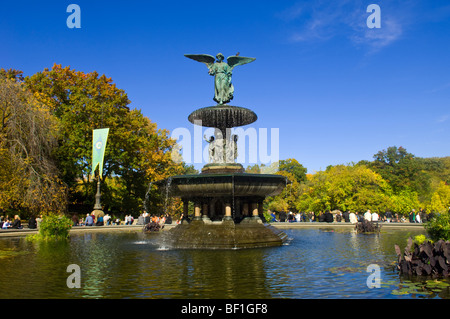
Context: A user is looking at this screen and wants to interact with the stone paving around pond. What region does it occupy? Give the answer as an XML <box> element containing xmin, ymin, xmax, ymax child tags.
<box><xmin>0</xmin><ymin>221</ymin><xmax>425</xmax><ymax>238</ymax></box>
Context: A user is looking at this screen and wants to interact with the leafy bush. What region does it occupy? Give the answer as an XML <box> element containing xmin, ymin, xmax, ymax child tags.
<box><xmin>425</xmin><ymin>212</ymin><xmax>450</xmax><ymax>242</ymax></box>
<box><xmin>27</xmin><ymin>215</ymin><xmax>73</xmax><ymax>241</ymax></box>
<box><xmin>263</xmin><ymin>210</ymin><xmax>273</xmax><ymax>223</ymax></box>
<box><xmin>413</xmin><ymin>234</ymin><xmax>428</xmax><ymax>245</ymax></box>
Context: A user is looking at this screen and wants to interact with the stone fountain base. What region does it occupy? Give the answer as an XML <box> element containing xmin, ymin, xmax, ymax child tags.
<box><xmin>201</xmin><ymin>163</ymin><xmax>245</xmax><ymax>174</ymax></box>
<box><xmin>166</xmin><ymin>219</ymin><xmax>288</xmax><ymax>250</ymax></box>
<box><xmin>153</xmin><ymin>98</ymin><xmax>290</xmax><ymax>250</ymax></box>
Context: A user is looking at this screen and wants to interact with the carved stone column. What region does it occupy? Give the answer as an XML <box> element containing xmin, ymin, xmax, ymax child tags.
<box><xmin>252</xmin><ymin>202</ymin><xmax>259</xmax><ymax>217</ymax></box>
<box><xmin>202</xmin><ymin>203</ymin><xmax>211</xmax><ymax>223</ymax></box>
<box><xmin>182</xmin><ymin>200</ymin><xmax>189</xmax><ymax>224</ymax></box>
<box><xmin>252</xmin><ymin>202</ymin><xmax>262</xmax><ymax>223</ymax></box>
<box><xmin>242</xmin><ymin>202</ymin><xmax>249</xmax><ymax>217</ymax></box>
<box><xmin>194</xmin><ymin>202</ymin><xmax>202</xmax><ymax>220</ymax></box>
<box><xmin>223</xmin><ymin>202</ymin><xmax>233</xmax><ymax>221</ymax></box>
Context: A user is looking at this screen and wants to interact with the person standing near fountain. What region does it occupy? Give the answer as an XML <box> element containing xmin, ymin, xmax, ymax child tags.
<box><xmin>371</xmin><ymin>211</ymin><xmax>379</xmax><ymax>221</ymax></box>
<box><xmin>85</xmin><ymin>214</ymin><xmax>94</xmax><ymax>226</ymax></box>
<box><xmin>104</xmin><ymin>214</ymin><xmax>111</xmax><ymax>226</ymax></box>
<box><xmin>343</xmin><ymin>210</ymin><xmax>350</xmax><ymax>222</ymax></box>
<box><xmin>11</xmin><ymin>215</ymin><xmax>22</xmax><ymax>229</ymax></box>
<box><xmin>324</xmin><ymin>210</ymin><xmax>334</xmax><ymax>223</ymax></box>
<box><xmin>349</xmin><ymin>211</ymin><xmax>358</xmax><ymax>224</ymax></box>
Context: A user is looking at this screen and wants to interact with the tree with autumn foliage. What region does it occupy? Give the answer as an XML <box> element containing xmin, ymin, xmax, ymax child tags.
<box><xmin>0</xmin><ymin>72</ymin><xmax>67</xmax><ymax>216</ymax></box>
<box><xmin>24</xmin><ymin>64</ymin><xmax>184</xmax><ymax>215</ymax></box>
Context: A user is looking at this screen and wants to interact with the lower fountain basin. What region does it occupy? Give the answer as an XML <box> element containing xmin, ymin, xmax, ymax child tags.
<box><xmin>154</xmin><ymin>171</ymin><xmax>289</xmax><ymax>250</ymax></box>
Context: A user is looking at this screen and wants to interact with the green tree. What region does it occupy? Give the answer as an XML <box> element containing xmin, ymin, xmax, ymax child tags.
<box><xmin>265</xmin><ymin>170</ymin><xmax>300</xmax><ymax>212</ymax></box>
<box><xmin>425</xmin><ymin>211</ymin><xmax>450</xmax><ymax>241</ymax></box>
<box><xmin>369</xmin><ymin>146</ymin><xmax>434</xmax><ymax>201</ymax></box>
<box><xmin>297</xmin><ymin>165</ymin><xmax>392</xmax><ymax>213</ymax></box>
<box><xmin>426</xmin><ymin>181</ymin><xmax>450</xmax><ymax>213</ymax></box>
<box><xmin>389</xmin><ymin>189</ymin><xmax>420</xmax><ymax>215</ymax></box>
<box><xmin>278</xmin><ymin>158</ymin><xmax>307</xmax><ymax>183</ymax></box>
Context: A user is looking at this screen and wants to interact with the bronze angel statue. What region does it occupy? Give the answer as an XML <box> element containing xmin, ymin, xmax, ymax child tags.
<box><xmin>185</xmin><ymin>53</ymin><xmax>256</xmax><ymax>105</ymax></box>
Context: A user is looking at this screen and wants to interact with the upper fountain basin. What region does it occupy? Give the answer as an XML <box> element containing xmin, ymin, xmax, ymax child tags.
<box><xmin>188</xmin><ymin>105</ymin><xmax>258</xmax><ymax>128</ymax></box>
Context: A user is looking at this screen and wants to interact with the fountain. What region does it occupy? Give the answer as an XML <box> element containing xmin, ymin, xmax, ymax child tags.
<box><xmin>156</xmin><ymin>52</ymin><xmax>288</xmax><ymax>249</ymax></box>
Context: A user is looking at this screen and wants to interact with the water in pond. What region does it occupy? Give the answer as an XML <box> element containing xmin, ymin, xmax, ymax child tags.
<box><xmin>0</xmin><ymin>227</ymin><xmax>448</xmax><ymax>299</ymax></box>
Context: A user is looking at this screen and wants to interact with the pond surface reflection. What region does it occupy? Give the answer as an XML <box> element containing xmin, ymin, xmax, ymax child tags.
<box><xmin>0</xmin><ymin>227</ymin><xmax>448</xmax><ymax>299</ymax></box>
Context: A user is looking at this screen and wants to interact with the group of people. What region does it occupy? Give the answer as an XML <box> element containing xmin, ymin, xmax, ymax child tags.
<box><xmin>0</xmin><ymin>206</ymin><xmax>434</xmax><ymax>231</ymax></box>
<box><xmin>69</xmin><ymin>211</ymin><xmax>173</xmax><ymax>227</ymax></box>
<box><xmin>271</xmin><ymin>208</ymin><xmax>432</xmax><ymax>224</ymax></box>
<box><xmin>71</xmin><ymin>213</ymin><xmax>108</xmax><ymax>226</ymax></box>
<box><xmin>0</xmin><ymin>214</ymin><xmax>43</xmax><ymax>229</ymax></box>
<box><xmin>408</xmin><ymin>209</ymin><xmax>429</xmax><ymax>223</ymax></box>
<box><xmin>73</xmin><ymin>212</ymin><xmax>159</xmax><ymax>227</ymax></box>
<box><xmin>0</xmin><ymin>210</ymin><xmax>172</xmax><ymax>231</ymax></box>
<box><xmin>141</xmin><ymin>211</ymin><xmax>173</xmax><ymax>232</ymax></box>
<box><xmin>0</xmin><ymin>215</ymin><xmax>24</xmax><ymax>229</ymax></box>
<box><xmin>137</xmin><ymin>211</ymin><xmax>172</xmax><ymax>226</ymax></box>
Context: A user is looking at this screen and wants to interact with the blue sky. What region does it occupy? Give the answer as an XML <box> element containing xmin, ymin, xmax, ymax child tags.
<box><xmin>1</xmin><ymin>0</ymin><xmax>450</xmax><ymax>173</ymax></box>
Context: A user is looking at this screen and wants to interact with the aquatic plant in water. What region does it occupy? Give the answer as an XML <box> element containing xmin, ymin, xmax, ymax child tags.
<box><xmin>395</xmin><ymin>237</ymin><xmax>450</xmax><ymax>277</ymax></box>
<box><xmin>383</xmin><ymin>279</ymin><xmax>450</xmax><ymax>297</ymax></box>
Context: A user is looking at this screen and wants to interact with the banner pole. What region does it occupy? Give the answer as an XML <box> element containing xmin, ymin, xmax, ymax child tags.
<box><xmin>93</xmin><ymin>176</ymin><xmax>102</xmax><ymax>210</ymax></box>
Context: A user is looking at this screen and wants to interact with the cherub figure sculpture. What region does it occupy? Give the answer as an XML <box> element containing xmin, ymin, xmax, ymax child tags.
<box><xmin>225</xmin><ymin>134</ymin><xmax>239</xmax><ymax>163</ymax></box>
<box><xmin>185</xmin><ymin>53</ymin><xmax>256</xmax><ymax>105</ymax></box>
<box><xmin>204</xmin><ymin>135</ymin><xmax>215</xmax><ymax>163</ymax></box>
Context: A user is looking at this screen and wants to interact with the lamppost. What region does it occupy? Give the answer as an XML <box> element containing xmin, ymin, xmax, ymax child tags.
<box><xmin>93</xmin><ymin>177</ymin><xmax>102</xmax><ymax>211</ymax></box>
<box><xmin>91</xmin><ymin>128</ymin><xmax>110</xmax><ymax>215</ymax></box>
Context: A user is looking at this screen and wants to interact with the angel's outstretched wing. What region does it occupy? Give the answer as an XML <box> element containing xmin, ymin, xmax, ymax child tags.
<box><xmin>184</xmin><ymin>54</ymin><xmax>216</xmax><ymax>68</ymax></box>
<box><xmin>227</xmin><ymin>56</ymin><xmax>256</xmax><ymax>70</ymax></box>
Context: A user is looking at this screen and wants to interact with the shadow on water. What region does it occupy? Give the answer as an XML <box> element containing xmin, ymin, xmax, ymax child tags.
<box><xmin>0</xmin><ymin>227</ymin><xmax>448</xmax><ymax>299</ymax></box>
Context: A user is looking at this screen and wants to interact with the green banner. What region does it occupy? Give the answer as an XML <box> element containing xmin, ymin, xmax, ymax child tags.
<box><xmin>91</xmin><ymin>128</ymin><xmax>110</xmax><ymax>178</ymax></box>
